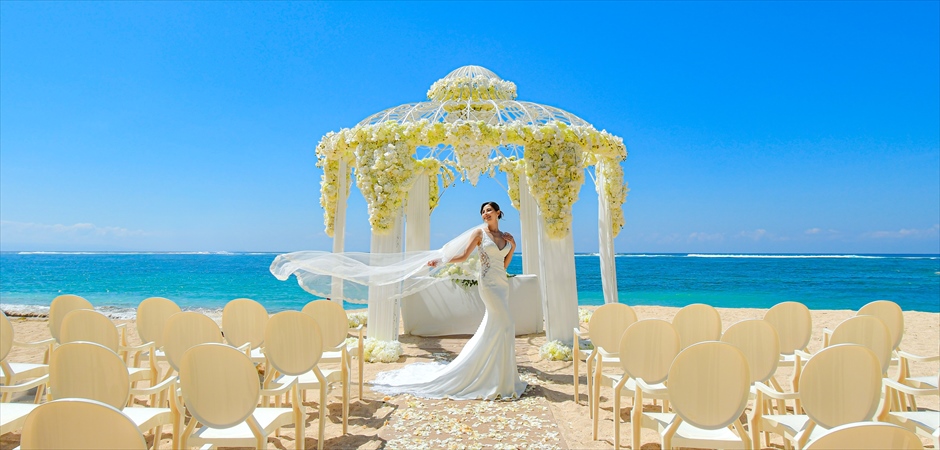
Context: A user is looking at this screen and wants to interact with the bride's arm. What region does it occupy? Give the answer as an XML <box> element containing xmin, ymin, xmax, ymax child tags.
<box><xmin>430</xmin><ymin>229</ymin><xmax>482</xmax><ymax>267</ymax></box>
<box><xmin>503</xmin><ymin>232</ymin><xmax>516</xmax><ymax>269</ymax></box>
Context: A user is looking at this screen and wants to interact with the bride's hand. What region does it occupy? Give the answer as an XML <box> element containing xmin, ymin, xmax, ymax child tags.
<box><xmin>503</xmin><ymin>232</ymin><xmax>515</xmax><ymax>248</ymax></box>
<box><xmin>428</xmin><ymin>259</ymin><xmax>441</xmax><ymax>267</ymax></box>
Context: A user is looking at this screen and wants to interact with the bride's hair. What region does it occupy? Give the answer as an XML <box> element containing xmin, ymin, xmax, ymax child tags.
<box><xmin>480</xmin><ymin>201</ymin><xmax>504</xmax><ymax>219</ymax></box>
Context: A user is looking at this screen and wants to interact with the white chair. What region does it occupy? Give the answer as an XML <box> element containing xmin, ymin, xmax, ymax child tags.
<box><xmin>222</xmin><ymin>298</ymin><xmax>268</xmax><ymax>363</ymax></box>
<box><xmin>720</xmin><ymin>319</ymin><xmax>782</xmax><ymax>449</ymax></box>
<box><xmin>20</xmin><ymin>398</ymin><xmax>148</xmax><ymax>450</ymax></box>
<box><xmin>763</xmin><ymin>300</ymin><xmax>813</xmax><ymax>409</ymax></box>
<box><xmin>576</xmin><ymin>303</ymin><xmax>636</xmax><ymax>428</ymax></box>
<box><xmin>302</xmin><ymin>300</ymin><xmax>363</xmax><ymax>400</ymax></box>
<box><xmin>0</xmin><ymin>311</ymin><xmax>52</xmax><ymax>404</ymax></box>
<box><xmin>178</xmin><ymin>343</ymin><xmax>298</xmax><ymax>449</ymax></box>
<box><xmin>49</xmin><ymin>341</ymin><xmax>175</xmax><ymax>449</ymax></box>
<box><xmin>135</xmin><ymin>297</ymin><xmax>182</xmax><ymax>380</ymax></box>
<box><xmin>755</xmin><ymin>344</ymin><xmax>884</xmax><ymax>450</ymax></box>
<box><xmin>672</xmin><ymin>303</ymin><xmax>722</xmax><ymax>350</ymax></box>
<box><xmin>265</xmin><ymin>310</ymin><xmax>339</xmax><ymax>450</ymax></box>
<box><xmin>48</xmin><ymin>294</ymin><xmax>94</xmax><ymax>344</ymax></box>
<box><xmin>0</xmin><ymin>312</ymin><xmax>48</xmax><ymax>435</ymax></box>
<box><xmin>639</xmin><ymin>341</ymin><xmax>752</xmax><ymax>449</ymax></box>
<box><xmin>803</xmin><ymin>422</ymin><xmax>923</xmax><ymax>450</ymax></box>
<box><xmin>267</xmin><ymin>310</ymin><xmax>348</xmax><ymax>448</ymax></box>
<box><xmin>60</xmin><ymin>309</ymin><xmax>156</xmax><ymax>393</ymax></box>
<box><xmin>598</xmin><ymin>319</ymin><xmax>680</xmax><ymax>450</ymax></box>
<box><xmin>878</xmin><ymin>372</ymin><xmax>940</xmax><ymax>446</ymax></box>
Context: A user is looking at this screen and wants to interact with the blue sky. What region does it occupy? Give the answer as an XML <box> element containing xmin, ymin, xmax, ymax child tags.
<box><xmin>1</xmin><ymin>1</ymin><xmax>938</xmax><ymax>254</ymax></box>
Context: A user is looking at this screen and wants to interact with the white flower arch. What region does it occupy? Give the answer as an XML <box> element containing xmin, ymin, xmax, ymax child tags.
<box><xmin>316</xmin><ymin>66</ymin><xmax>628</xmax><ymax>344</ymax></box>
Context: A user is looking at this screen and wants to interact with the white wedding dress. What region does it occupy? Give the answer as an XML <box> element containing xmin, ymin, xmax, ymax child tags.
<box><xmin>372</xmin><ymin>228</ymin><xmax>528</xmax><ymax>400</ymax></box>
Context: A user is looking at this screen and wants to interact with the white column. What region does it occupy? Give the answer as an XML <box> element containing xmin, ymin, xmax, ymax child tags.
<box><xmin>367</xmin><ymin>212</ymin><xmax>403</xmax><ymax>342</ymax></box>
<box><xmin>519</xmin><ymin>175</ymin><xmax>541</xmax><ymax>279</ymax></box>
<box><xmin>596</xmin><ymin>168</ymin><xmax>619</xmax><ymax>304</ymax></box>
<box><xmin>405</xmin><ymin>174</ymin><xmax>431</xmax><ymax>252</ymax></box>
<box><xmin>330</xmin><ymin>159</ymin><xmax>348</xmax><ymax>306</ymax></box>
<box><xmin>536</xmin><ymin>213</ymin><xmax>579</xmax><ymax>345</ymax></box>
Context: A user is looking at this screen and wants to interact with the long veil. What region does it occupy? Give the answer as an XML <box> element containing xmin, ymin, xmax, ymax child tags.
<box><xmin>270</xmin><ymin>225</ymin><xmax>482</xmax><ymax>304</ymax></box>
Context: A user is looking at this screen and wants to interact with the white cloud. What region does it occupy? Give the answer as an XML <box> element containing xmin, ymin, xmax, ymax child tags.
<box><xmin>0</xmin><ymin>220</ymin><xmax>154</xmax><ymax>249</ymax></box>
<box><xmin>863</xmin><ymin>224</ymin><xmax>940</xmax><ymax>240</ymax></box>
<box><xmin>738</xmin><ymin>229</ymin><xmax>768</xmax><ymax>241</ymax></box>
<box><xmin>688</xmin><ymin>232</ymin><xmax>725</xmax><ymax>242</ymax></box>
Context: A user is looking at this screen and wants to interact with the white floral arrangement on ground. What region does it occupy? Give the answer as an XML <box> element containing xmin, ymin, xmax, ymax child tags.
<box><xmin>356</xmin><ymin>337</ymin><xmax>403</xmax><ymax>363</ymax></box>
<box><xmin>578</xmin><ymin>307</ymin><xmax>593</xmax><ymax>324</ymax></box>
<box><xmin>539</xmin><ymin>340</ymin><xmax>573</xmax><ymax>361</ymax></box>
<box><xmin>316</xmin><ymin>120</ymin><xmax>627</xmax><ymax>238</ymax></box>
<box><xmin>347</xmin><ymin>311</ymin><xmax>367</xmax><ymax>328</ymax></box>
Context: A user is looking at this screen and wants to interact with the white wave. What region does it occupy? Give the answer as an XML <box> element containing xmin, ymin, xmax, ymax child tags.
<box><xmin>615</xmin><ymin>254</ymin><xmax>679</xmax><ymax>258</ymax></box>
<box><xmin>685</xmin><ymin>254</ymin><xmax>886</xmax><ymax>259</ymax></box>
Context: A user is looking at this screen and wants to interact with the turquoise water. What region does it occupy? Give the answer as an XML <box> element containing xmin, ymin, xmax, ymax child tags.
<box><xmin>1</xmin><ymin>252</ymin><xmax>937</xmax><ymax>316</ymax></box>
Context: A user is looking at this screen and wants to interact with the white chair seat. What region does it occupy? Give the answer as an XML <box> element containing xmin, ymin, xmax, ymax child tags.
<box><xmin>644</xmin><ymin>412</ymin><xmax>747</xmax><ymax>449</ymax></box>
<box><xmin>777</xmin><ymin>353</ymin><xmax>798</xmax><ymax>367</ymax></box>
<box><xmin>762</xmin><ymin>413</ymin><xmax>811</xmax><ymax>436</ymax></box>
<box><xmin>908</xmin><ymin>375</ymin><xmax>940</xmax><ymax>389</ymax></box>
<box><xmin>122</xmin><ymin>407</ymin><xmax>172</xmax><ymax>432</ymax></box>
<box><xmin>127</xmin><ymin>366</ymin><xmax>152</xmax><ymax>383</ymax></box>
<box><xmin>5</xmin><ymin>362</ymin><xmax>47</xmax><ymax>379</ymax></box>
<box><xmin>248</xmin><ymin>347</ymin><xmax>266</xmax><ymax>364</ymax></box>
<box><xmin>0</xmin><ymin>402</ymin><xmax>38</xmax><ymax>434</ymax></box>
<box><xmin>188</xmin><ymin>407</ymin><xmax>294</xmax><ymax>447</ymax></box>
<box><xmin>275</xmin><ymin>367</ymin><xmax>343</xmax><ymax>390</ymax></box>
<box><xmin>888</xmin><ymin>411</ymin><xmax>940</xmax><ymax>435</ymax></box>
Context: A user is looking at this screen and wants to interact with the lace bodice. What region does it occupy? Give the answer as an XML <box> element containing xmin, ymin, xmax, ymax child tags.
<box><xmin>479</xmin><ymin>228</ymin><xmax>511</xmax><ymax>280</ymax></box>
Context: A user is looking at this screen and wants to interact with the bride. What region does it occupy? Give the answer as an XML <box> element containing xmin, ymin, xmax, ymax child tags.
<box><xmin>372</xmin><ymin>201</ymin><xmax>527</xmax><ymax>400</ymax></box>
<box><xmin>269</xmin><ymin>201</ymin><xmax>527</xmax><ymax>400</ymax></box>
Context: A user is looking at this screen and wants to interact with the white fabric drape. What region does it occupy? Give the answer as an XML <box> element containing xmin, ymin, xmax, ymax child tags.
<box><xmin>595</xmin><ymin>169</ymin><xmax>619</xmax><ymax>304</ymax></box>
<box><xmin>519</xmin><ymin>175</ymin><xmax>541</xmax><ymax>279</ymax></box>
<box><xmin>330</xmin><ymin>159</ymin><xmax>348</xmax><ymax>306</ymax></box>
<box><xmin>368</xmin><ymin>213</ymin><xmax>403</xmax><ymax>342</ymax></box>
<box><xmin>406</xmin><ymin>174</ymin><xmax>431</xmax><ymax>253</ymax></box>
<box><xmin>536</xmin><ymin>212</ymin><xmax>579</xmax><ymax>344</ymax></box>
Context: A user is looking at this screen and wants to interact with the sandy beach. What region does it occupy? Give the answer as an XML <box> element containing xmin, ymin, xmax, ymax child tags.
<box><xmin>2</xmin><ymin>305</ymin><xmax>937</xmax><ymax>449</ymax></box>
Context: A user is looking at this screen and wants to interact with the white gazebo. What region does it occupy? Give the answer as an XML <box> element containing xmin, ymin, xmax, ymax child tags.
<box><xmin>316</xmin><ymin>65</ymin><xmax>628</xmax><ymax>345</ymax></box>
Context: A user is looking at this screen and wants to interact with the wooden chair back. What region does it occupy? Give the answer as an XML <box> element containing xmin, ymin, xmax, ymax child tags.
<box><xmin>0</xmin><ymin>311</ymin><xmax>12</xmax><ymax>361</ymax></box>
<box><xmin>264</xmin><ymin>311</ymin><xmax>324</xmax><ymax>376</ymax></box>
<box><xmin>803</xmin><ymin>422</ymin><xmax>923</xmax><ymax>450</ymax></box>
<box><xmin>136</xmin><ymin>297</ymin><xmax>181</xmax><ymax>348</ymax></box>
<box><xmin>179</xmin><ymin>343</ymin><xmax>259</xmax><ymax>429</ymax></box>
<box><xmin>301</xmin><ymin>300</ymin><xmax>349</xmax><ymax>349</ymax></box>
<box><xmin>672</xmin><ymin>303</ymin><xmax>722</xmax><ymax>349</ymax></box>
<box><xmin>830</xmin><ymin>315</ymin><xmax>893</xmax><ymax>374</ymax></box>
<box><xmin>222</xmin><ymin>298</ymin><xmax>268</xmax><ymax>350</ymax></box>
<box><xmin>721</xmin><ymin>319</ymin><xmax>780</xmax><ymax>384</ymax></box>
<box><xmin>667</xmin><ymin>341</ymin><xmax>750</xmax><ymax>430</ymax></box>
<box><xmin>20</xmin><ymin>398</ymin><xmax>146</xmax><ymax>450</ymax></box>
<box><xmin>162</xmin><ymin>312</ymin><xmax>223</xmax><ymax>372</ymax></box>
<box><xmin>60</xmin><ymin>309</ymin><xmax>120</xmax><ymax>353</ymax></box>
<box><xmin>49</xmin><ymin>294</ymin><xmax>93</xmax><ymax>343</ymax></box>
<box><xmin>800</xmin><ymin>344</ymin><xmax>882</xmax><ymax>430</ymax></box>
<box><xmin>50</xmin><ymin>341</ymin><xmax>130</xmax><ymax>409</ymax></box>
<box><xmin>763</xmin><ymin>301</ymin><xmax>812</xmax><ymax>356</ymax></box>
<box><xmin>857</xmin><ymin>300</ymin><xmax>904</xmax><ymax>350</ymax></box>
<box><xmin>587</xmin><ymin>303</ymin><xmax>637</xmax><ymax>353</ymax></box>
<box><xmin>618</xmin><ymin>319</ymin><xmax>680</xmax><ymax>385</ymax></box>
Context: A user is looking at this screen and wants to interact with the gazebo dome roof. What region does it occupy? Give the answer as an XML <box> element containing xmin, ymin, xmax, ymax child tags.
<box><xmin>357</xmin><ymin>65</ymin><xmax>591</xmax><ymax>127</ymax></box>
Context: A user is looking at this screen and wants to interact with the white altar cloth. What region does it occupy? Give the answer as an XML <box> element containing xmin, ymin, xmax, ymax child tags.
<box><xmin>401</xmin><ymin>274</ymin><xmax>542</xmax><ymax>337</ymax></box>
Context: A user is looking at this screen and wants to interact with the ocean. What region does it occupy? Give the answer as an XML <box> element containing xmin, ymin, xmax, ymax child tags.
<box><xmin>1</xmin><ymin>252</ymin><xmax>937</xmax><ymax>317</ymax></box>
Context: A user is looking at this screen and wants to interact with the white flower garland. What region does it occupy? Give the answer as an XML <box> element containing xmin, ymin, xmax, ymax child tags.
<box><xmin>427</xmin><ymin>76</ymin><xmax>518</xmax><ymax>101</ymax></box>
<box><xmin>354</xmin><ymin>141</ymin><xmax>418</xmax><ymax>234</ymax></box>
<box><xmin>347</xmin><ymin>311</ymin><xmax>368</xmax><ymax>328</ymax></box>
<box><xmin>316</xmin><ymin>120</ymin><xmax>627</xmax><ymax>238</ymax></box>
<box><xmin>524</xmin><ymin>140</ymin><xmax>584</xmax><ymax>238</ymax></box>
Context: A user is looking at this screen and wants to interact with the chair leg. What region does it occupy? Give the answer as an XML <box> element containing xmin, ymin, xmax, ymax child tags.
<box><xmin>573</xmin><ymin>336</ymin><xmax>580</xmax><ymax>405</ymax></box>
<box><xmin>318</xmin><ymin>388</ymin><xmax>327</xmax><ymax>450</ymax></box>
<box><xmin>613</xmin><ymin>386</ymin><xmax>621</xmax><ymax>449</ymax></box>
<box><xmin>592</xmin><ymin>358</ymin><xmax>604</xmax><ymax>440</ymax></box>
